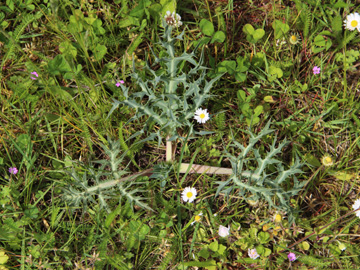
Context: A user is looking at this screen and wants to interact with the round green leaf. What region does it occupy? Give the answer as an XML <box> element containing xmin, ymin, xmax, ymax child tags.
<box><xmin>272</xmin><ymin>20</ymin><xmax>290</xmax><ymax>39</ymax></box>
<box><xmin>254</xmin><ymin>105</ymin><xmax>264</xmax><ymax>117</ymax></box>
<box><xmin>48</xmin><ymin>55</ymin><xmax>72</xmax><ymax>75</ymax></box>
<box><xmin>59</xmin><ymin>41</ymin><xmax>77</xmax><ymax>58</ymax></box>
<box><xmin>269</xmin><ymin>66</ymin><xmax>283</xmax><ymax>78</ymax></box>
<box><xmin>314</xmin><ymin>35</ymin><xmax>326</xmax><ymax>47</ymax></box>
<box><xmin>211</xmin><ymin>31</ymin><xmax>225</xmax><ymax>43</ymax></box>
<box><xmin>253</xmin><ymin>29</ymin><xmax>265</xmax><ymax>41</ymax></box>
<box><xmin>200</xmin><ymin>19</ymin><xmax>214</xmax><ymax>36</ymax></box>
<box><xmin>236</xmin><ymin>56</ymin><xmax>250</xmax><ymax>72</ymax></box>
<box><xmin>243</xmin><ymin>24</ymin><xmax>254</xmax><ymax>35</ymax></box>
<box><xmin>93</xmin><ymin>44</ymin><xmax>107</xmax><ymax>61</ymax></box>
<box><xmin>199</xmin><ymin>248</ymin><xmax>210</xmax><ymax>259</ymax></box>
<box><xmin>209</xmin><ymin>241</ymin><xmax>219</xmax><ymax>252</ymax></box>
<box><xmin>235</xmin><ymin>72</ymin><xmax>246</xmax><ymax>82</ymax></box>
<box><xmin>161</xmin><ymin>0</ymin><xmax>177</xmax><ymax>16</ymax></box>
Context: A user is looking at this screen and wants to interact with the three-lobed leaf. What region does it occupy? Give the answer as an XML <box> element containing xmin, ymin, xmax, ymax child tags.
<box><xmin>272</xmin><ymin>20</ymin><xmax>290</xmax><ymax>39</ymax></box>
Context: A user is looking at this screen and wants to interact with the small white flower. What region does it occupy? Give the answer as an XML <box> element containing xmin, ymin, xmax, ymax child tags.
<box><xmin>164</xmin><ymin>11</ymin><xmax>182</xmax><ymax>27</ymax></box>
<box><xmin>276</xmin><ymin>38</ymin><xmax>286</xmax><ymax>47</ymax></box>
<box><xmin>191</xmin><ymin>212</ymin><xmax>203</xmax><ymax>225</ymax></box>
<box><xmin>218</xmin><ymin>225</ymin><xmax>230</xmax><ymax>237</ymax></box>
<box><xmin>248</xmin><ymin>248</ymin><xmax>260</xmax><ymax>260</ymax></box>
<box><xmin>174</xmin><ymin>12</ymin><xmax>182</xmax><ymax>27</ymax></box>
<box><xmin>164</xmin><ymin>11</ymin><xmax>175</xmax><ymax>26</ymax></box>
<box><xmin>352</xmin><ymin>199</ymin><xmax>360</xmax><ymax>218</ymax></box>
<box><xmin>194</xmin><ymin>108</ymin><xmax>210</xmax><ymax>124</ymax></box>
<box><xmin>344</xmin><ymin>12</ymin><xmax>360</xmax><ymax>31</ymax></box>
<box><xmin>181</xmin><ymin>187</ymin><xmax>197</xmax><ymax>203</ymax></box>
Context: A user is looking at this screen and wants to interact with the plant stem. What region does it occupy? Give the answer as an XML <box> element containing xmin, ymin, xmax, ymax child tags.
<box><xmin>179</xmin><ymin>163</ymin><xmax>232</xmax><ymax>174</ymax></box>
<box><xmin>166</xmin><ymin>136</ymin><xmax>173</xmax><ymax>162</ymax></box>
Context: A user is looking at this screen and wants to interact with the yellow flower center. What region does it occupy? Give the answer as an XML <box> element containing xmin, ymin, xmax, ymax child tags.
<box><xmin>351</xmin><ymin>20</ymin><xmax>358</xmax><ymax>27</ymax></box>
<box><xmin>200</xmin><ymin>113</ymin><xmax>205</xmax><ymax>119</ymax></box>
<box><xmin>186</xmin><ymin>192</ymin><xmax>193</xmax><ymax>198</ymax></box>
<box><xmin>194</xmin><ymin>215</ymin><xmax>201</xmax><ymax>221</ymax></box>
<box><xmin>291</xmin><ymin>35</ymin><xmax>297</xmax><ymax>42</ymax></box>
<box><xmin>325</xmin><ymin>157</ymin><xmax>332</xmax><ymax>163</ymax></box>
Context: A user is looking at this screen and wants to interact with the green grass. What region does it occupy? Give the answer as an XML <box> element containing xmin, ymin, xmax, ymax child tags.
<box><xmin>1</xmin><ymin>0</ymin><xmax>360</xmax><ymax>269</ymax></box>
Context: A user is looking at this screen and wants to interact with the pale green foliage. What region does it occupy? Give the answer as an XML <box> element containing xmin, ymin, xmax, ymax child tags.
<box><xmin>215</xmin><ymin>112</ymin><xmax>226</xmax><ymax>131</ymax></box>
<box><xmin>108</xmin><ymin>23</ymin><xmax>222</xmax><ymax>144</ymax></box>
<box><xmin>216</xmin><ymin>121</ymin><xmax>304</xmax><ymax>223</ymax></box>
<box><xmin>0</xmin><ymin>12</ymin><xmax>42</xmax><ymax>66</ymax></box>
<box><xmin>62</xmin><ymin>138</ymin><xmax>152</xmax><ymax>213</ymax></box>
<box><xmin>298</xmin><ymin>255</ymin><xmax>332</xmax><ymax>268</ymax></box>
<box><xmin>293</xmin><ymin>0</ymin><xmax>312</xmax><ymax>38</ymax></box>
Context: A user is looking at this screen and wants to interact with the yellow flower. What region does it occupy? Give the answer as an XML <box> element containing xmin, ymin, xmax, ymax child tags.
<box><xmin>289</xmin><ymin>33</ymin><xmax>300</xmax><ymax>45</ymax></box>
<box><xmin>321</xmin><ymin>154</ymin><xmax>334</xmax><ymax>167</ymax></box>
<box><xmin>274</xmin><ymin>213</ymin><xmax>282</xmax><ymax>223</ymax></box>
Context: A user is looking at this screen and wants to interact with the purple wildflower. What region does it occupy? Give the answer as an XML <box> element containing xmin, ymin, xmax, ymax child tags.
<box><xmin>115</xmin><ymin>80</ymin><xmax>124</xmax><ymax>87</ymax></box>
<box><xmin>9</xmin><ymin>167</ymin><xmax>18</xmax><ymax>175</ymax></box>
<box><xmin>312</xmin><ymin>66</ymin><xmax>320</xmax><ymax>75</ymax></box>
<box><xmin>30</xmin><ymin>71</ymin><xmax>39</xmax><ymax>80</ymax></box>
<box><xmin>288</xmin><ymin>252</ymin><xmax>296</xmax><ymax>262</ymax></box>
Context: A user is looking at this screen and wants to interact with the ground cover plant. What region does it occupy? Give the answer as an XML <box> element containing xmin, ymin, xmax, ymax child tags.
<box><xmin>2</xmin><ymin>0</ymin><xmax>360</xmax><ymax>269</ymax></box>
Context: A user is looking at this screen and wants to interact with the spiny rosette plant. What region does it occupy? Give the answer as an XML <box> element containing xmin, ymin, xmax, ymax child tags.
<box><xmin>108</xmin><ymin>22</ymin><xmax>223</xmax><ymax>145</ymax></box>
<box><xmin>216</xmin><ymin>121</ymin><xmax>305</xmax><ymax>224</ymax></box>
<box><xmin>62</xmin><ymin>138</ymin><xmax>152</xmax><ymax>213</ymax></box>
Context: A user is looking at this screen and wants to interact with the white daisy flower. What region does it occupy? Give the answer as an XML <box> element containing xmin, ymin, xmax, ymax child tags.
<box><xmin>352</xmin><ymin>199</ymin><xmax>360</xmax><ymax>218</ymax></box>
<box><xmin>248</xmin><ymin>248</ymin><xmax>260</xmax><ymax>260</ymax></box>
<box><xmin>191</xmin><ymin>212</ymin><xmax>203</xmax><ymax>225</ymax></box>
<box><xmin>218</xmin><ymin>225</ymin><xmax>230</xmax><ymax>237</ymax></box>
<box><xmin>182</xmin><ymin>187</ymin><xmax>197</xmax><ymax>203</ymax></box>
<box><xmin>194</xmin><ymin>108</ymin><xmax>210</xmax><ymax>124</ymax></box>
<box><xmin>344</xmin><ymin>12</ymin><xmax>360</xmax><ymax>31</ymax></box>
